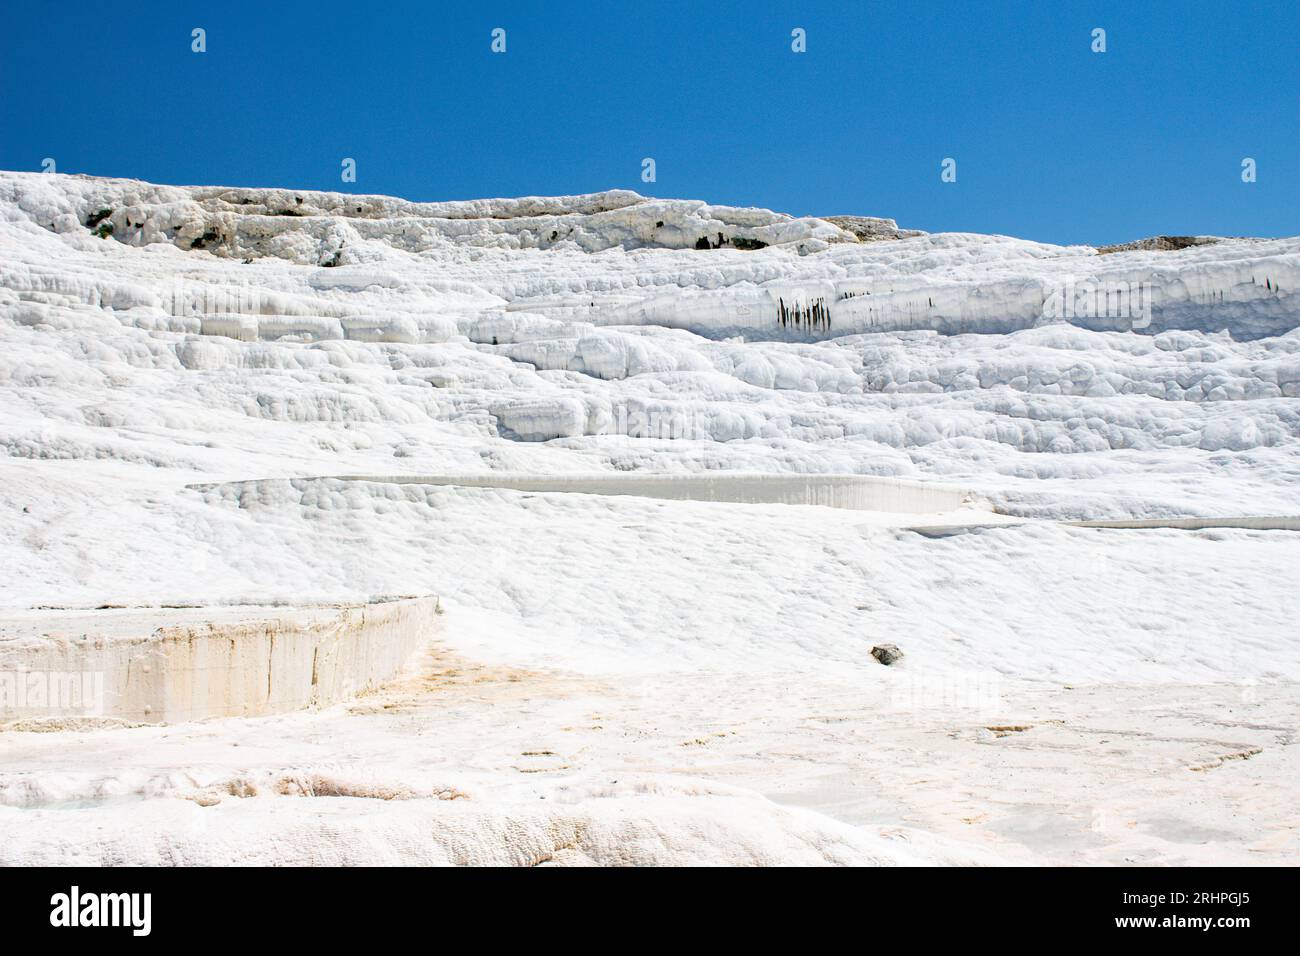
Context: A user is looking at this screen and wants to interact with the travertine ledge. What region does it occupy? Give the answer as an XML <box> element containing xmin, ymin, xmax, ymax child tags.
<box><xmin>0</xmin><ymin>596</ymin><xmax>440</xmax><ymax>726</ymax></box>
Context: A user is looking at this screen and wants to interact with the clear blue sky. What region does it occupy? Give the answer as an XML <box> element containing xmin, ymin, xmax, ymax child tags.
<box><xmin>2</xmin><ymin>1</ymin><xmax>1295</xmax><ymax>244</ymax></box>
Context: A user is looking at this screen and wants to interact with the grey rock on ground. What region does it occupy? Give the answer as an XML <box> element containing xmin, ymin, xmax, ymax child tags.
<box><xmin>871</xmin><ymin>643</ymin><xmax>905</xmax><ymax>666</ymax></box>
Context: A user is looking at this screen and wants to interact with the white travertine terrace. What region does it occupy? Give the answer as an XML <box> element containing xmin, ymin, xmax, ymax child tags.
<box><xmin>0</xmin><ymin>597</ymin><xmax>440</xmax><ymax>725</ymax></box>
<box><xmin>1</xmin><ymin>172</ymin><xmax>1297</xmax><ymax>865</ymax></box>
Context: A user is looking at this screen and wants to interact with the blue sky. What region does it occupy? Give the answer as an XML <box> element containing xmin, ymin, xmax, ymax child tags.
<box><xmin>2</xmin><ymin>1</ymin><xmax>1295</xmax><ymax>244</ymax></box>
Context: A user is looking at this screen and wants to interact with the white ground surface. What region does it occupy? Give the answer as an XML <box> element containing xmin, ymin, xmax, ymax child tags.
<box><xmin>0</xmin><ymin>172</ymin><xmax>1297</xmax><ymax>865</ymax></box>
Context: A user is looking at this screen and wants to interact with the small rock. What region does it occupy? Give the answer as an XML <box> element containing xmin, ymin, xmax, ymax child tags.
<box><xmin>870</xmin><ymin>643</ymin><xmax>904</xmax><ymax>666</ymax></box>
